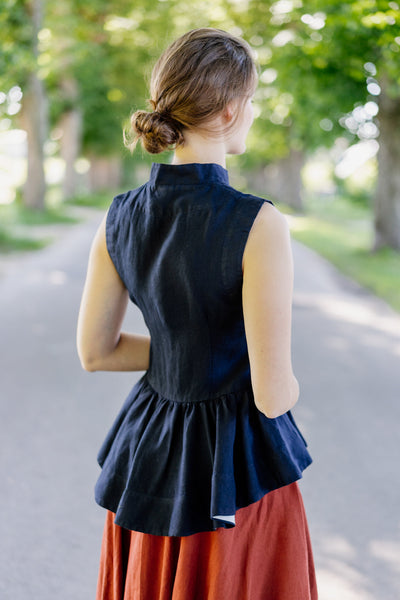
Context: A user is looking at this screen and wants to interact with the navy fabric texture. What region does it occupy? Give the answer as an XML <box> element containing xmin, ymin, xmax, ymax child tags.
<box><xmin>95</xmin><ymin>162</ymin><xmax>312</xmax><ymax>536</ymax></box>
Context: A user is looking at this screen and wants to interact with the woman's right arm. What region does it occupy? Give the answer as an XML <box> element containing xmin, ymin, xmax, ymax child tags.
<box><xmin>77</xmin><ymin>215</ymin><xmax>150</xmax><ymax>373</ymax></box>
<box><xmin>242</xmin><ymin>203</ymin><xmax>299</xmax><ymax>419</ymax></box>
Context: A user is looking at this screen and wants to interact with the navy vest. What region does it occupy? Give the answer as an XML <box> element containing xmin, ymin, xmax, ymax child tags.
<box><xmin>95</xmin><ymin>162</ymin><xmax>312</xmax><ymax>536</ymax></box>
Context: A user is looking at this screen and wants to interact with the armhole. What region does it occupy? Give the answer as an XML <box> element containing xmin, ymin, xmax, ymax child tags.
<box><xmin>105</xmin><ymin>191</ymin><xmax>131</xmax><ymax>269</ymax></box>
<box><xmin>104</xmin><ymin>191</ymin><xmax>140</xmax><ymax>306</ymax></box>
<box><xmin>105</xmin><ymin>199</ymin><xmax>117</xmax><ymax>266</ymax></box>
<box><xmin>241</xmin><ymin>200</ymin><xmax>277</xmax><ymax>273</ymax></box>
<box><xmin>222</xmin><ymin>197</ymin><xmax>274</xmax><ymax>294</ymax></box>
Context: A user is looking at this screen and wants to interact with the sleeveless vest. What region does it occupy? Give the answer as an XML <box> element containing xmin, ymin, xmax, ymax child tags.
<box><xmin>95</xmin><ymin>162</ymin><xmax>312</xmax><ymax>536</ymax></box>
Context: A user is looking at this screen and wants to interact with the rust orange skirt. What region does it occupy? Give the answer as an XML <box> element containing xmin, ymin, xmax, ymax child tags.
<box><xmin>96</xmin><ymin>482</ymin><xmax>318</xmax><ymax>600</ymax></box>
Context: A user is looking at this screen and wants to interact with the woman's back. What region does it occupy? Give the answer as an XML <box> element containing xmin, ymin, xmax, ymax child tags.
<box><xmin>107</xmin><ymin>162</ymin><xmax>269</xmax><ymax>400</ymax></box>
<box><xmin>94</xmin><ymin>161</ymin><xmax>312</xmax><ymax>537</ymax></box>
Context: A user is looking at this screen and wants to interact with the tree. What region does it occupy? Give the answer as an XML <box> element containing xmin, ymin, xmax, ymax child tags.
<box><xmin>220</xmin><ymin>1</ymin><xmax>348</xmax><ymax>205</ymax></box>
<box><xmin>232</xmin><ymin>0</ymin><xmax>400</xmax><ymax>249</ymax></box>
<box><xmin>21</xmin><ymin>0</ymin><xmax>47</xmax><ymax>210</ymax></box>
<box><xmin>45</xmin><ymin>0</ymin><xmax>178</xmax><ymax>193</ymax></box>
<box><xmin>1</xmin><ymin>0</ymin><xmax>48</xmax><ymax>210</ymax></box>
<box><xmin>299</xmin><ymin>0</ymin><xmax>400</xmax><ymax>250</ymax></box>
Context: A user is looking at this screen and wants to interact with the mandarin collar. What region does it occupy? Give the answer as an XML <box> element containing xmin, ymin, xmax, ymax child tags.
<box><xmin>149</xmin><ymin>162</ymin><xmax>229</xmax><ymax>187</ymax></box>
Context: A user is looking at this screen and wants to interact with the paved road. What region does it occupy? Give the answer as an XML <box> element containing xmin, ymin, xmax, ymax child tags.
<box><xmin>0</xmin><ymin>210</ymin><xmax>399</xmax><ymax>599</ymax></box>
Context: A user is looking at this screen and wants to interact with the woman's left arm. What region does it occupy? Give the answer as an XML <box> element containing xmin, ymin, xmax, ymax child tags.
<box><xmin>77</xmin><ymin>214</ymin><xmax>150</xmax><ymax>372</ymax></box>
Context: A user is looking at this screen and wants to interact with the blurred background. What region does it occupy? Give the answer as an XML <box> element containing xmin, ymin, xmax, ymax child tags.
<box><xmin>0</xmin><ymin>0</ymin><xmax>399</xmax><ymax>306</ymax></box>
<box><xmin>1</xmin><ymin>2</ymin><xmax>400</xmax><ymax>600</ymax></box>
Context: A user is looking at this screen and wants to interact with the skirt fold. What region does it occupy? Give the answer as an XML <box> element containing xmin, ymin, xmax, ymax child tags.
<box><xmin>96</xmin><ymin>482</ymin><xmax>318</xmax><ymax>600</ymax></box>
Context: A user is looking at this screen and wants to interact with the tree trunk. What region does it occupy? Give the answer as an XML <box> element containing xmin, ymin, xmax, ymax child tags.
<box><xmin>373</xmin><ymin>85</ymin><xmax>400</xmax><ymax>251</ymax></box>
<box><xmin>247</xmin><ymin>149</ymin><xmax>305</xmax><ymax>210</ymax></box>
<box><xmin>59</xmin><ymin>108</ymin><xmax>82</xmax><ymax>200</ymax></box>
<box><xmin>275</xmin><ymin>149</ymin><xmax>305</xmax><ymax>210</ymax></box>
<box><xmin>88</xmin><ymin>155</ymin><xmax>122</xmax><ymax>192</ymax></box>
<box><xmin>58</xmin><ymin>77</ymin><xmax>82</xmax><ymax>200</ymax></box>
<box><xmin>20</xmin><ymin>75</ymin><xmax>47</xmax><ymax>210</ymax></box>
<box><xmin>20</xmin><ymin>0</ymin><xmax>47</xmax><ymax>210</ymax></box>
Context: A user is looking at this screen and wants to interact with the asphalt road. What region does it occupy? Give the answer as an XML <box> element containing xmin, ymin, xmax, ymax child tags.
<box><xmin>0</xmin><ymin>209</ymin><xmax>399</xmax><ymax>599</ymax></box>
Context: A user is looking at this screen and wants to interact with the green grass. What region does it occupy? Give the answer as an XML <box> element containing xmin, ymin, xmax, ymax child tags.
<box><xmin>2</xmin><ymin>190</ymin><xmax>399</xmax><ymax>314</ymax></box>
<box><xmin>0</xmin><ymin>203</ymin><xmax>79</xmax><ymax>227</ymax></box>
<box><xmin>281</xmin><ymin>194</ymin><xmax>400</xmax><ymax>313</ymax></box>
<box><xmin>0</xmin><ymin>228</ymin><xmax>50</xmax><ymax>252</ymax></box>
<box><xmin>0</xmin><ymin>203</ymin><xmax>79</xmax><ymax>254</ymax></box>
<box><xmin>0</xmin><ymin>191</ymin><xmax>112</xmax><ymax>254</ymax></box>
<box><xmin>66</xmin><ymin>191</ymin><xmax>113</xmax><ymax>210</ymax></box>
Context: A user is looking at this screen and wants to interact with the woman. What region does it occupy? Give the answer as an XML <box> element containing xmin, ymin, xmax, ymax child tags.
<box><xmin>77</xmin><ymin>28</ymin><xmax>317</xmax><ymax>600</ymax></box>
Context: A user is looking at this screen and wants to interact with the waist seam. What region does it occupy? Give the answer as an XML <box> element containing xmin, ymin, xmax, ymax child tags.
<box><xmin>144</xmin><ymin>373</ymin><xmax>252</xmax><ymax>405</ymax></box>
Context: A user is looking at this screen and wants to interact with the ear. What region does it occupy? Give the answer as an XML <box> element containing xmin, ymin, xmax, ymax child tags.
<box><xmin>222</xmin><ymin>101</ymin><xmax>237</xmax><ymax>123</ymax></box>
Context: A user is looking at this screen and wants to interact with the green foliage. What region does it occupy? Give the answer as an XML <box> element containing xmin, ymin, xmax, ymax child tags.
<box><xmin>0</xmin><ymin>201</ymin><xmax>79</xmax><ymax>226</ymax></box>
<box><xmin>66</xmin><ymin>191</ymin><xmax>114</xmax><ymax>209</ymax></box>
<box><xmin>0</xmin><ymin>228</ymin><xmax>48</xmax><ymax>252</ymax></box>
<box><xmin>224</xmin><ymin>0</ymin><xmax>400</xmax><ymax>166</ymax></box>
<box><xmin>0</xmin><ymin>0</ymin><xmax>35</xmax><ymax>89</ymax></box>
<box><xmin>289</xmin><ymin>195</ymin><xmax>400</xmax><ymax>313</ymax></box>
<box><xmin>0</xmin><ymin>201</ymin><xmax>79</xmax><ymax>253</ymax></box>
<box><xmin>2</xmin><ymin>0</ymin><xmax>400</xmax><ymax>163</ymax></box>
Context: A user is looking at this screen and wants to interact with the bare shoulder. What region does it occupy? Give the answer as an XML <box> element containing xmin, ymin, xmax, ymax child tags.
<box><xmin>91</xmin><ymin>213</ymin><xmax>107</xmax><ymax>251</ymax></box>
<box><xmin>243</xmin><ymin>202</ymin><xmax>290</xmax><ymax>267</ymax></box>
<box><xmin>86</xmin><ymin>211</ymin><xmax>124</xmax><ymax>285</ymax></box>
<box><xmin>89</xmin><ymin>212</ymin><xmax>113</xmax><ymax>263</ymax></box>
<box><xmin>252</xmin><ymin>202</ymin><xmax>289</xmax><ymax>236</ymax></box>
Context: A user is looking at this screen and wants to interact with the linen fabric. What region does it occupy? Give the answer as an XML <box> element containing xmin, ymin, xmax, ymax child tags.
<box><xmin>96</xmin><ymin>482</ymin><xmax>318</xmax><ymax>600</ymax></box>
<box><xmin>94</xmin><ymin>162</ymin><xmax>313</xmax><ymax>536</ymax></box>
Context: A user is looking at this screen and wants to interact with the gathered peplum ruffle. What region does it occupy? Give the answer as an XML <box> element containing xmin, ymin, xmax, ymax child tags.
<box><xmin>95</xmin><ymin>374</ymin><xmax>312</xmax><ymax>537</ymax></box>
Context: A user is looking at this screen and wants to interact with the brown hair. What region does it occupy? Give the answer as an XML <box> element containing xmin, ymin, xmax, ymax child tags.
<box><xmin>125</xmin><ymin>28</ymin><xmax>257</xmax><ymax>154</ymax></box>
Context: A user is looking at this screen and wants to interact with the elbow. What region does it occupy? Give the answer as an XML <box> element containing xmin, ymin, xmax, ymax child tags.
<box><xmin>253</xmin><ymin>376</ymin><xmax>300</xmax><ymax>419</ymax></box>
<box><xmin>254</xmin><ymin>401</ymin><xmax>290</xmax><ymax>419</ymax></box>
<box><xmin>77</xmin><ymin>345</ymin><xmax>99</xmax><ymax>372</ymax></box>
<box><xmin>80</xmin><ymin>359</ymin><xmax>98</xmax><ymax>372</ymax></box>
<box><xmin>79</xmin><ymin>354</ymin><xmax>98</xmax><ymax>372</ymax></box>
<box><xmin>263</xmin><ymin>405</ymin><xmax>293</xmax><ymax>419</ymax></box>
<box><xmin>76</xmin><ymin>333</ymin><xmax>105</xmax><ymax>372</ymax></box>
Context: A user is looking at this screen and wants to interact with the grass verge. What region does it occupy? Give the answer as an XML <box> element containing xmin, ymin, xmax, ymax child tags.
<box><xmin>0</xmin><ymin>203</ymin><xmax>80</xmax><ymax>254</ymax></box>
<box><xmin>0</xmin><ymin>228</ymin><xmax>49</xmax><ymax>252</ymax></box>
<box><xmin>66</xmin><ymin>191</ymin><xmax>113</xmax><ymax>210</ymax></box>
<box><xmin>0</xmin><ymin>203</ymin><xmax>80</xmax><ymax>226</ymax></box>
<box><xmin>277</xmin><ymin>194</ymin><xmax>400</xmax><ymax>314</ymax></box>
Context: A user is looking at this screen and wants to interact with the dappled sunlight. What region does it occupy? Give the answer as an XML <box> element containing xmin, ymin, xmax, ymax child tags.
<box><xmin>0</xmin><ymin>129</ymin><xmax>26</xmax><ymax>204</ymax></box>
<box><xmin>335</xmin><ymin>140</ymin><xmax>379</xmax><ymax>179</ymax></box>
<box><xmin>0</xmin><ymin>127</ymin><xmax>79</xmax><ymax>202</ymax></box>
<box><xmin>317</xmin><ymin>564</ymin><xmax>374</xmax><ymax>600</ymax></box>
<box><xmin>18</xmin><ymin>268</ymin><xmax>69</xmax><ymax>287</ymax></box>
<box><xmin>272</xmin><ymin>29</ymin><xmax>296</xmax><ymax>47</ymax></box>
<box><xmin>313</xmin><ymin>529</ymin><xmax>400</xmax><ymax>600</ymax></box>
<box><xmin>45</xmin><ymin>157</ymin><xmax>65</xmax><ymax>185</ymax></box>
<box><xmin>49</xmin><ymin>269</ymin><xmax>68</xmax><ymax>286</ymax></box>
<box><xmin>300</xmin><ymin>158</ymin><xmax>335</xmax><ymax>195</ymax></box>
<box><xmin>324</xmin><ymin>334</ymin><xmax>349</xmax><ymax>352</ymax></box>
<box><xmin>300</xmin><ymin>13</ymin><xmax>326</xmax><ymax>30</ymax></box>
<box><xmin>286</xmin><ymin>214</ymin><xmax>312</xmax><ymax>231</ymax></box>
<box><xmin>369</xmin><ymin>536</ymin><xmax>400</xmax><ymax>575</ymax></box>
<box><xmin>292</xmin><ymin>246</ymin><xmax>400</xmax><ymax>598</ymax></box>
<box><xmin>294</xmin><ymin>291</ymin><xmax>400</xmax><ymax>340</ymax></box>
<box><xmin>270</xmin><ymin>0</ymin><xmax>301</xmax><ymax>16</ymax></box>
<box><xmin>317</xmin><ymin>536</ymin><xmax>373</xmax><ymax>599</ymax></box>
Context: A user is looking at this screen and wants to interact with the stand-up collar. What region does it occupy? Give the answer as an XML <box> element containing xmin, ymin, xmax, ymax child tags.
<box><xmin>149</xmin><ymin>162</ymin><xmax>229</xmax><ymax>187</ymax></box>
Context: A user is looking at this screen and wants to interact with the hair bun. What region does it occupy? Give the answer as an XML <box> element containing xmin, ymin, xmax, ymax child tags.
<box><xmin>127</xmin><ymin>110</ymin><xmax>184</xmax><ymax>154</ymax></box>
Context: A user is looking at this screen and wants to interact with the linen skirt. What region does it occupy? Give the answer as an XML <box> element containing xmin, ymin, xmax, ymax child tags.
<box><xmin>96</xmin><ymin>482</ymin><xmax>318</xmax><ymax>600</ymax></box>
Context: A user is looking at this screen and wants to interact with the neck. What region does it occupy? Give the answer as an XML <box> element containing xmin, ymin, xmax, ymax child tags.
<box><xmin>171</xmin><ymin>130</ymin><xmax>227</xmax><ymax>168</ymax></box>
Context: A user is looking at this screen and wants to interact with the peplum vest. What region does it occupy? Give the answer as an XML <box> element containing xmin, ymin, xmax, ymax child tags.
<box><xmin>94</xmin><ymin>162</ymin><xmax>312</xmax><ymax>536</ymax></box>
